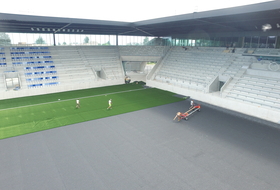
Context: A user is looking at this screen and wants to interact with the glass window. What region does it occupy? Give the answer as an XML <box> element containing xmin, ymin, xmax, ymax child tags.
<box><xmin>267</xmin><ymin>36</ymin><xmax>276</xmax><ymax>48</ymax></box>
<box><xmin>259</xmin><ymin>36</ymin><xmax>267</xmax><ymax>48</ymax></box>
<box><xmin>213</xmin><ymin>37</ymin><xmax>220</xmax><ymax>47</ymax></box>
<box><xmin>231</xmin><ymin>37</ymin><xmax>239</xmax><ymax>48</ymax></box>
<box><xmin>244</xmin><ymin>37</ymin><xmax>251</xmax><ymax>48</ymax></box>
<box><xmin>251</xmin><ymin>36</ymin><xmax>259</xmax><ymax>48</ymax></box>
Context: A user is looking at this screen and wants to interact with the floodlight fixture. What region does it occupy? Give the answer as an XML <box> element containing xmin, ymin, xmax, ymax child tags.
<box><xmin>262</xmin><ymin>24</ymin><xmax>272</xmax><ymax>31</ymax></box>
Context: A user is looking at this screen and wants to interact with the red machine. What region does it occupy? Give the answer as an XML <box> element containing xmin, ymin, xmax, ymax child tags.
<box><xmin>173</xmin><ymin>105</ymin><xmax>201</xmax><ymax>121</ymax></box>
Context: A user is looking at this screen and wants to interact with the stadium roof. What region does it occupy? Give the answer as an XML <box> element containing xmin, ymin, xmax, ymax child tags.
<box><xmin>0</xmin><ymin>1</ymin><xmax>280</xmax><ymax>37</ymax></box>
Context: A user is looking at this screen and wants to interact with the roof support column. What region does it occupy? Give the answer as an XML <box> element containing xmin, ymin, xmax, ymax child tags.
<box><xmin>116</xmin><ymin>34</ymin><xmax>118</xmax><ymax>46</ymax></box>
<box><xmin>53</xmin><ymin>33</ymin><xmax>56</xmax><ymax>46</ymax></box>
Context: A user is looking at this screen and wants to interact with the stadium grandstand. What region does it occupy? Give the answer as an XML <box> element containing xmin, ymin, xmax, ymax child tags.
<box><xmin>1</xmin><ymin>1</ymin><xmax>280</xmax><ymax>189</ymax></box>
<box><xmin>0</xmin><ymin>1</ymin><xmax>280</xmax><ymax>123</ymax></box>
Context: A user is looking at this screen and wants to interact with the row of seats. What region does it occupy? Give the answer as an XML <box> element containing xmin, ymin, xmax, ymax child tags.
<box><xmin>28</xmin><ymin>82</ymin><xmax>59</xmax><ymax>88</ymax></box>
<box><xmin>12</xmin><ymin>56</ymin><xmax>52</xmax><ymax>60</ymax></box>
<box><xmin>0</xmin><ymin>63</ymin><xmax>6</xmax><ymax>66</ymax></box>
<box><xmin>25</xmin><ymin>71</ymin><xmax>57</xmax><ymax>75</ymax></box>
<box><xmin>13</xmin><ymin>60</ymin><xmax>54</xmax><ymax>65</ymax></box>
<box><xmin>233</xmin><ymin>86</ymin><xmax>280</xmax><ymax>100</ymax></box>
<box><xmin>25</xmin><ymin>65</ymin><xmax>55</xmax><ymax>70</ymax></box>
<box><xmin>26</xmin><ymin>76</ymin><xmax>58</xmax><ymax>82</ymax></box>
<box><xmin>227</xmin><ymin>91</ymin><xmax>280</xmax><ymax>109</ymax></box>
<box><xmin>242</xmin><ymin>75</ymin><xmax>280</xmax><ymax>85</ymax></box>
<box><xmin>11</xmin><ymin>51</ymin><xmax>50</xmax><ymax>55</ymax></box>
<box><xmin>119</xmin><ymin>46</ymin><xmax>166</xmax><ymax>56</ymax></box>
<box><xmin>10</xmin><ymin>47</ymin><xmax>49</xmax><ymax>50</ymax></box>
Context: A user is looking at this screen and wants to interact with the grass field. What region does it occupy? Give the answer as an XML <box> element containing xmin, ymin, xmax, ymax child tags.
<box><xmin>0</xmin><ymin>82</ymin><xmax>185</xmax><ymax>140</ymax></box>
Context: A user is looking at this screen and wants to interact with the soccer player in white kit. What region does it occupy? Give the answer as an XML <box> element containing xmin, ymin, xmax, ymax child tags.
<box><xmin>76</xmin><ymin>99</ymin><xmax>80</xmax><ymax>108</ymax></box>
<box><xmin>107</xmin><ymin>99</ymin><xmax>112</xmax><ymax>109</ymax></box>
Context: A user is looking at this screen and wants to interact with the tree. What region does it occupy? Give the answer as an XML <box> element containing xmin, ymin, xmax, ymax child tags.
<box><xmin>143</xmin><ymin>37</ymin><xmax>149</xmax><ymax>45</ymax></box>
<box><xmin>102</xmin><ymin>41</ymin><xmax>111</xmax><ymax>46</ymax></box>
<box><xmin>35</xmin><ymin>36</ymin><xmax>45</xmax><ymax>44</ymax></box>
<box><xmin>84</xmin><ymin>36</ymin><xmax>89</xmax><ymax>44</ymax></box>
<box><xmin>0</xmin><ymin>33</ymin><xmax>11</xmax><ymax>45</ymax></box>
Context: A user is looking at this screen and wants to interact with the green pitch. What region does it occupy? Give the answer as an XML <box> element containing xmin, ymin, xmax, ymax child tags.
<box><xmin>0</xmin><ymin>82</ymin><xmax>184</xmax><ymax>139</ymax></box>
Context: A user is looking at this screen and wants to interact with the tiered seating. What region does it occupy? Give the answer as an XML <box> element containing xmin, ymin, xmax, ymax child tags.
<box><xmin>222</xmin><ymin>55</ymin><xmax>252</xmax><ymax>77</ymax></box>
<box><xmin>56</xmin><ymin>64</ymin><xmax>95</xmax><ymax>82</ymax></box>
<box><xmin>253</xmin><ymin>49</ymin><xmax>271</xmax><ymax>55</ymax></box>
<box><xmin>0</xmin><ymin>65</ymin><xmax>7</xmax><ymax>90</ymax></box>
<box><xmin>11</xmin><ymin>47</ymin><xmax>52</xmax><ymax>67</ymax></box>
<box><xmin>226</xmin><ymin>74</ymin><xmax>280</xmax><ymax>109</ymax></box>
<box><xmin>154</xmin><ymin>47</ymin><xmax>233</xmax><ymax>91</ymax></box>
<box><xmin>9</xmin><ymin>47</ymin><xmax>58</xmax><ymax>89</ymax></box>
<box><xmin>51</xmin><ymin>46</ymin><xmax>123</xmax><ymax>82</ymax></box>
<box><xmin>103</xmin><ymin>66</ymin><xmax>123</xmax><ymax>80</ymax></box>
<box><xmin>50</xmin><ymin>46</ymin><xmax>81</xmax><ymax>64</ymax></box>
<box><xmin>79</xmin><ymin>46</ymin><xmax>120</xmax><ymax>71</ymax></box>
<box><xmin>268</xmin><ymin>49</ymin><xmax>280</xmax><ymax>55</ymax></box>
<box><xmin>24</xmin><ymin>64</ymin><xmax>59</xmax><ymax>88</ymax></box>
<box><xmin>119</xmin><ymin>46</ymin><xmax>166</xmax><ymax>56</ymax></box>
<box><xmin>0</xmin><ymin>48</ymin><xmax>6</xmax><ymax>66</ymax></box>
<box><xmin>249</xmin><ymin>48</ymin><xmax>280</xmax><ymax>56</ymax></box>
<box><xmin>40</xmin><ymin>47</ymin><xmax>94</xmax><ymax>87</ymax></box>
<box><xmin>0</xmin><ymin>58</ymin><xmax>6</xmax><ymax>66</ymax></box>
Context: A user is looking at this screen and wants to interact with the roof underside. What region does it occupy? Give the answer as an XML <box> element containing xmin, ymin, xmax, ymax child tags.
<box><xmin>0</xmin><ymin>1</ymin><xmax>280</xmax><ymax>37</ymax></box>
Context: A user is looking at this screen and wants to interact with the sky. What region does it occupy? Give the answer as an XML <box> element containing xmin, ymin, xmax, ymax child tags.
<box><xmin>0</xmin><ymin>0</ymin><xmax>274</xmax><ymax>22</ymax></box>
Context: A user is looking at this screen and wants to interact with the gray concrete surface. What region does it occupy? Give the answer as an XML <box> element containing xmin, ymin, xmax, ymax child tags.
<box><xmin>1</xmin><ymin>100</ymin><xmax>280</xmax><ymax>190</ymax></box>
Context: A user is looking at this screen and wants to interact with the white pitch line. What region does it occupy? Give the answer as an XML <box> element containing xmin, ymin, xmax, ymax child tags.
<box><xmin>0</xmin><ymin>88</ymin><xmax>148</xmax><ymax>112</ymax></box>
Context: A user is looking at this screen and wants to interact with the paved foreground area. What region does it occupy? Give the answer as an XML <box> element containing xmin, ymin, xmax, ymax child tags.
<box><xmin>1</xmin><ymin>100</ymin><xmax>280</xmax><ymax>190</ymax></box>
